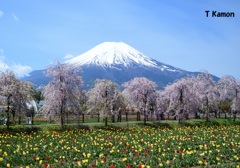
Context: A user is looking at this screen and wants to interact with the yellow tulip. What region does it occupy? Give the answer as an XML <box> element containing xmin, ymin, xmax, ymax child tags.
<box><xmin>77</xmin><ymin>161</ymin><xmax>81</xmax><ymax>166</ymax></box>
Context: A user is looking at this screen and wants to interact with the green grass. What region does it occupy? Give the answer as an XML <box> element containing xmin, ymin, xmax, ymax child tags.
<box><xmin>0</xmin><ymin>117</ymin><xmax>239</xmax><ymax>133</ymax></box>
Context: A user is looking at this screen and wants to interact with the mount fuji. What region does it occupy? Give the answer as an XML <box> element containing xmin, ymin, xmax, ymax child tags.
<box><xmin>21</xmin><ymin>42</ymin><xmax>210</xmax><ymax>89</ymax></box>
<box><xmin>66</xmin><ymin>42</ymin><xmax>169</xmax><ymax>69</ymax></box>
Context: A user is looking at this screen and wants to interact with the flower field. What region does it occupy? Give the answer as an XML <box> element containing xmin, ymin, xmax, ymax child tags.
<box><xmin>0</xmin><ymin>125</ymin><xmax>239</xmax><ymax>168</ymax></box>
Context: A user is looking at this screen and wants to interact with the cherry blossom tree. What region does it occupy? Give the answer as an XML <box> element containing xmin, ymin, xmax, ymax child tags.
<box><xmin>15</xmin><ymin>81</ymin><xmax>35</xmax><ymax>124</ymax></box>
<box><xmin>0</xmin><ymin>70</ymin><xmax>19</xmax><ymax>128</ymax></box>
<box><xmin>193</xmin><ymin>73</ymin><xmax>217</xmax><ymax>121</ymax></box>
<box><xmin>159</xmin><ymin>72</ymin><xmax>217</xmax><ymax>122</ymax></box>
<box><xmin>155</xmin><ymin>90</ymin><xmax>169</xmax><ymax>120</ymax></box>
<box><xmin>72</xmin><ymin>88</ymin><xmax>86</xmax><ymax>123</ymax></box>
<box><xmin>86</xmin><ymin>79</ymin><xmax>125</xmax><ymax>126</ymax></box>
<box><xmin>40</xmin><ymin>61</ymin><xmax>84</xmax><ymax>129</ymax></box>
<box><xmin>161</xmin><ymin>77</ymin><xmax>197</xmax><ymax>122</ymax></box>
<box><xmin>0</xmin><ymin>70</ymin><xmax>35</xmax><ymax>128</ymax></box>
<box><xmin>216</xmin><ymin>75</ymin><xmax>240</xmax><ymax>119</ymax></box>
<box><xmin>122</xmin><ymin>77</ymin><xmax>157</xmax><ymax>124</ymax></box>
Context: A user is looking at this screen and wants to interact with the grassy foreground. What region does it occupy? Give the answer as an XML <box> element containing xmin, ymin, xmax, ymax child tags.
<box><xmin>0</xmin><ymin>119</ymin><xmax>239</xmax><ymax>167</ymax></box>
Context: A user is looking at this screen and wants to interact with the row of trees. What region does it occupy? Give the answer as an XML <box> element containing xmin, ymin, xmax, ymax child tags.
<box><xmin>1</xmin><ymin>61</ymin><xmax>240</xmax><ymax>128</ymax></box>
<box><xmin>158</xmin><ymin>73</ymin><xmax>240</xmax><ymax>123</ymax></box>
<box><xmin>40</xmin><ymin>62</ymin><xmax>240</xmax><ymax>128</ymax></box>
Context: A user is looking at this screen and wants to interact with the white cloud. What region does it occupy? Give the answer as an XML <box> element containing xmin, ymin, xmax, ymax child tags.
<box><xmin>0</xmin><ymin>49</ymin><xmax>9</xmax><ymax>71</ymax></box>
<box><xmin>0</xmin><ymin>49</ymin><xmax>32</xmax><ymax>77</ymax></box>
<box><xmin>0</xmin><ymin>10</ymin><xmax>3</xmax><ymax>17</ymax></box>
<box><xmin>12</xmin><ymin>64</ymin><xmax>32</xmax><ymax>78</ymax></box>
<box><xmin>64</xmin><ymin>54</ymin><xmax>74</xmax><ymax>60</ymax></box>
<box><xmin>12</xmin><ymin>13</ymin><xmax>19</xmax><ymax>21</ymax></box>
<box><xmin>0</xmin><ymin>59</ymin><xmax>9</xmax><ymax>70</ymax></box>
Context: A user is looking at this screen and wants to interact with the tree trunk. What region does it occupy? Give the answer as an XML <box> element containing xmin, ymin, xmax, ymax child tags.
<box><xmin>31</xmin><ymin>113</ymin><xmax>34</xmax><ymax>125</ymax></box>
<box><xmin>60</xmin><ymin>112</ymin><xmax>64</xmax><ymax>129</ymax></box>
<box><xmin>82</xmin><ymin>113</ymin><xmax>85</xmax><ymax>123</ymax></box>
<box><xmin>6</xmin><ymin>96</ymin><xmax>11</xmax><ymax>129</ymax></box>
<box><xmin>6</xmin><ymin>110</ymin><xmax>10</xmax><ymax>129</ymax></box>
<box><xmin>105</xmin><ymin>117</ymin><xmax>108</xmax><ymax>126</ymax></box>
<box><xmin>144</xmin><ymin>115</ymin><xmax>146</xmax><ymax>125</ymax></box>
<box><xmin>136</xmin><ymin>112</ymin><xmax>140</xmax><ymax>121</ymax></box>
<box><xmin>179</xmin><ymin>109</ymin><xmax>183</xmax><ymax>124</ymax></box>
<box><xmin>143</xmin><ymin>109</ymin><xmax>146</xmax><ymax>125</ymax></box>
<box><xmin>206</xmin><ymin>113</ymin><xmax>209</xmax><ymax>122</ymax></box>
<box><xmin>195</xmin><ymin>112</ymin><xmax>198</xmax><ymax>119</ymax></box>
<box><xmin>60</xmin><ymin>104</ymin><xmax>64</xmax><ymax>129</ymax></box>
<box><xmin>233</xmin><ymin>112</ymin><xmax>236</xmax><ymax>122</ymax></box>
<box><xmin>18</xmin><ymin>116</ymin><xmax>21</xmax><ymax>125</ymax></box>
<box><xmin>18</xmin><ymin>102</ymin><xmax>22</xmax><ymax>125</ymax></box>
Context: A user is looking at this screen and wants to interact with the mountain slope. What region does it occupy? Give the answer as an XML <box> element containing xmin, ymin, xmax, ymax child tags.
<box><xmin>21</xmin><ymin>42</ymin><xmax>215</xmax><ymax>89</ymax></box>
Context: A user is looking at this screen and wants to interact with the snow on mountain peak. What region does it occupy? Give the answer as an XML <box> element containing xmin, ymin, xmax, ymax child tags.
<box><xmin>65</xmin><ymin>42</ymin><xmax>158</xmax><ymax>68</ymax></box>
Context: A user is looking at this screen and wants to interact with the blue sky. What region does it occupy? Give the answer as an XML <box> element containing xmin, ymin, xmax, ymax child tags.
<box><xmin>0</xmin><ymin>0</ymin><xmax>239</xmax><ymax>79</ymax></box>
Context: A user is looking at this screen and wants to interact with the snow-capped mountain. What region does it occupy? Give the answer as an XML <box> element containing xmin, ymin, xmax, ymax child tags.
<box><xmin>22</xmin><ymin>42</ymin><xmax>214</xmax><ymax>89</ymax></box>
<box><xmin>65</xmin><ymin>42</ymin><xmax>158</xmax><ymax>68</ymax></box>
<box><xmin>65</xmin><ymin>42</ymin><xmax>179</xmax><ymax>72</ymax></box>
